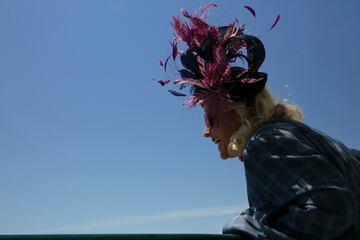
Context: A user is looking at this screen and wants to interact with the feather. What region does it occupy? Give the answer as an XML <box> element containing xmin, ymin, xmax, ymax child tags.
<box><xmin>201</xmin><ymin>3</ymin><xmax>218</xmax><ymax>14</ymax></box>
<box><xmin>164</xmin><ymin>55</ymin><xmax>171</xmax><ymax>72</ymax></box>
<box><xmin>197</xmin><ymin>57</ymin><xmax>206</xmax><ymax>75</ymax></box>
<box><xmin>172</xmin><ymin>41</ymin><xmax>178</xmax><ymax>60</ymax></box>
<box><xmin>180</xmin><ymin>50</ymin><xmax>198</xmax><ymax>73</ymax></box>
<box><xmin>179</xmin><ymin>69</ymin><xmax>196</xmax><ymax>79</ymax></box>
<box><xmin>158</xmin><ymin>80</ymin><xmax>171</xmax><ymax>86</ymax></box>
<box><xmin>159</xmin><ymin>59</ymin><xmax>164</xmax><ymax>66</ymax></box>
<box><xmin>179</xmin><ymin>84</ymin><xmax>187</xmax><ymax>90</ymax></box>
<box><xmin>168</xmin><ymin>89</ymin><xmax>187</xmax><ymax>97</ymax></box>
<box><xmin>181</xmin><ymin>8</ymin><xmax>191</xmax><ymax>18</ymax></box>
<box><xmin>269</xmin><ymin>14</ymin><xmax>280</xmax><ymax>31</ymax></box>
<box><xmin>244</xmin><ymin>5</ymin><xmax>256</xmax><ymax>18</ymax></box>
<box><xmin>171</xmin><ymin>16</ymin><xmax>191</xmax><ymax>43</ymax></box>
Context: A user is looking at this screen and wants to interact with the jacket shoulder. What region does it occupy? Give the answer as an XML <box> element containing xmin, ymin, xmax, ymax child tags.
<box><xmin>246</xmin><ymin>118</ymin><xmax>313</xmax><ymax>148</ymax></box>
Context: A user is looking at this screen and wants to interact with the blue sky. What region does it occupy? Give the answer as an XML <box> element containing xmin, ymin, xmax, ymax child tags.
<box><xmin>0</xmin><ymin>0</ymin><xmax>359</xmax><ymax>234</ymax></box>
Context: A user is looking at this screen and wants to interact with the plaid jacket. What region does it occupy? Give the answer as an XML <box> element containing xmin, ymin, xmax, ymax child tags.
<box><xmin>223</xmin><ymin>118</ymin><xmax>360</xmax><ymax>240</ymax></box>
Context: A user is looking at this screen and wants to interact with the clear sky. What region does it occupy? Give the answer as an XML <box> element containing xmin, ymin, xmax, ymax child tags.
<box><xmin>0</xmin><ymin>0</ymin><xmax>359</xmax><ymax>235</ymax></box>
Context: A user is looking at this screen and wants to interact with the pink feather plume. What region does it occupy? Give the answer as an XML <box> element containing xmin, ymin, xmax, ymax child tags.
<box><xmin>181</xmin><ymin>8</ymin><xmax>191</xmax><ymax>18</ymax></box>
<box><xmin>244</xmin><ymin>5</ymin><xmax>256</xmax><ymax>18</ymax></box>
<box><xmin>164</xmin><ymin>55</ymin><xmax>171</xmax><ymax>72</ymax></box>
<box><xmin>158</xmin><ymin>80</ymin><xmax>171</xmax><ymax>86</ymax></box>
<box><xmin>201</xmin><ymin>3</ymin><xmax>218</xmax><ymax>14</ymax></box>
<box><xmin>269</xmin><ymin>14</ymin><xmax>280</xmax><ymax>31</ymax></box>
<box><xmin>172</xmin><ymin>41</ymin><xmax>178</xmax><ymax>60</ymax></box>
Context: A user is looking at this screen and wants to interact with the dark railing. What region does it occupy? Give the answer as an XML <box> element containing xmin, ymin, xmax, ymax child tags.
<box><xmin>0</xmin><ymin>234</ymin><xmax>245</xmax><ymax>240</ymax></box>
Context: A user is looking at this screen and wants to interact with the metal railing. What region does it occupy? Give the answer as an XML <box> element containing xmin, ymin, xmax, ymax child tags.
<box><xmin>0</xmin><ymin>234</ymin><xmax>245</xmax><ymax>240</ymax></box>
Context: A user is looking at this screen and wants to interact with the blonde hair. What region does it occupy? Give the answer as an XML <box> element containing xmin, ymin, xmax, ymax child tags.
<box><xmin>227</xmin><ymin>87</ymin><xmax>304</xmax><ymax>158</ymax></box>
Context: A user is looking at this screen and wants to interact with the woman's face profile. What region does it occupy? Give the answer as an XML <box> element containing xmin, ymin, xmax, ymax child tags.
<box><xmin>203</xmin><ymin>108</ymin><xmax>243</xmax><ymax>160</ymax></box>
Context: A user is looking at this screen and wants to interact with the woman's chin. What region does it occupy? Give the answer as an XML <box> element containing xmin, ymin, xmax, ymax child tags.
<box><xmin>220</xmin><ymin>151</ymin><xmax>230</xmax><ymax>160</ymax></box>
<box><xmin>218</xmin><ymin>143</ymin><xmax>232</xmax><ymax>160</ymax></box>
<box><xmin>217</xmin><ymin>144</ymin><xmax>227</xmax><ymax>160</ymax></box>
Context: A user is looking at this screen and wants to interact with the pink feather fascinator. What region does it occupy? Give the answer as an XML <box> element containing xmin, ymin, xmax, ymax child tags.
<box><xmin>157</xmin><ymin>4</ymin><xmax>280</xmax><ymax>122</ymax></box>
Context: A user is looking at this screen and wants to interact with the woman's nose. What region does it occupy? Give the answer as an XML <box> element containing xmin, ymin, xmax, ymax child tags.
<box><xmin>203</xmin><ymin>128</ymin><xmax>211</xmax><ymax>138</ymax></box>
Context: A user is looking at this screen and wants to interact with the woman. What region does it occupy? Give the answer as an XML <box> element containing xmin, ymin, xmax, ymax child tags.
<box><xmin>208</xmin><ymin>88</ymin><xmax>360</xmax><ymax>240</ymax></box>
<box><xmin>158</xmin><ymin>4</ymin><xmax>360</xmax><ymax>239</ymax></box>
